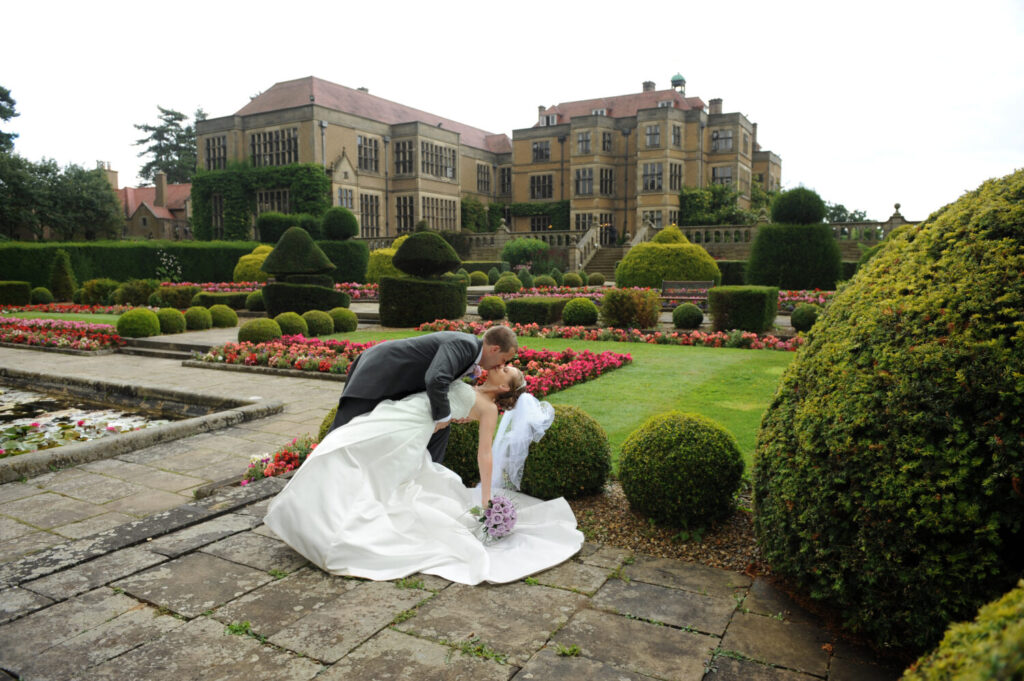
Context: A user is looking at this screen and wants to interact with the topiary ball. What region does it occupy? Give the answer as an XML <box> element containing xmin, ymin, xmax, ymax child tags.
<box><xmin>245</xmin><ymin>290</ymin><xmax>265</xmax><ymax>311</ymax></box>
<box><xmin>184</xmin><ymin>306</ymin><xmax>213</xmax><ymax>330</ymax></box>
<box><xmin>329</xmin><ymin>307</ymin><xmax>358</xmax><ymax>333</ymax></box>
<box><xmin>770</xmin><ymin>186</ymin><xmax>827</xmax><ymax>224</ymax></box>
<box><xmin>588</xmin><ymin>272</ymin><xmax>606</xmax><ymax>286</ymax></box>
<box><xmin>789</xmin><ymin>303</ymin><xmax>821</xmax><ymax>333</ymax></box>
<box><xmin>469</xmin><ymin>271</ymin><xmax>489</xmax><ymax>286</ymax></box>
<box><xmin>619</xmin><ymin>411</ymin><xmax>743</xmax><ymax>528</ymax></box>
<box><xmin>442</xmin><ymin>420</ymin><xmax>481</xmax><ymax>486</ymax></box>
<box><xmin>519</xmin><ymin>405</ymin><xmax>611</xmax><ymax>500</ymax></box>
<box><xmin>392</xmin><ymin>231</ymin><xmax>460</xmax><ymax>278</ymax></box>
<box><xmin>209</xmin><ymin>304</ymin><xmax>238</xmax><ymax>328</ymax></box>
<box><xmin>156</xmin><ymin>308</ymin><xmax>186</xmax><ymax>334</ymax></box>
<box><xmin>533</xmin><ymin>274</ymin><xmax>557</xmax><ymax>288</ymax></box>
<box><xmin>147</xmin><ymin>292</ymin><xmax>164</xmax><ymax>307</ymax></box>
<box><xmin>233</xmin><ymin>254</ymin><xmax>269</xmax><ymax>283</ymax></box>
<box><xmin>30</xmin><ymin>287</ymin><xmax>53</xmax><ymax>304</ymax></box>
<box><xmin>238</xmin><ymin>318</ymin><xmax>283</xmax><ymax>344</ymax></box>
<box><xmin>562</xmin><ymin>272</ymin><xmax>583</xmax><ymax>288</ymax></box>
<box><xmin>318</xmin><ymin>406</ymin><xmax>338</xmax><ymax>442</ymax></box>
<box><xmin>274</xmin><ymin>311</ymin><xmax>308</xmax><ymax>336</ymax></box>
<box><xmin>672</xmin><ymin>303</ymin><xmax>704</xmax><ymax>330</ymax></box>
<box><xmin>517</xmin><ymin>269</ymin><xmax>535</xmax><ymax>289</ymax></box>
<box><xmin>652</xmin><ymin>225</ymin><xmax>687</xmax><ymax>243</ymax></box>
<box><xmin>302</xmin><ymin>310</ymin><xmax>335</xmax><ymax>337</ymax></box>
<box><xmin>321</xmin><ymin>206</ymin><xmax>359</xmax><ymax>240</ymax></box>
<box><xmin>116</xmin><ymin>308</ymin><xmax>161</xmax><ymax>338</ymax></box>
<box><xmin>562</xmin><ymin>297</ymin><xmax>598</xmax><ymax>326</ymax></box>
<box><xmin>486</xmin><ymin>267</ymin><xmax>501</xmax><ymax>284</ymax></box>
<box><xmin>477</xmin><ymin>296</ymin><xmax>506</xmax><ymax>321</ymax></box>
<box><xmin>493</xmin><ymin>274</ymin><xmax>523</xmax><ymax>294</ymax></box>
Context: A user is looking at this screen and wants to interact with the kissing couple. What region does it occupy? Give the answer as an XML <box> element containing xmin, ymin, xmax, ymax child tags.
<box><xmin>264</xmin><ymin>325</ymin><xmax>584</xmax><ymax>585</ymax></box>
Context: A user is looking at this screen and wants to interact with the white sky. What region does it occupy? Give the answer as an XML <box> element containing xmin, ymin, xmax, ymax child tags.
<box><xmin>3</xmin><ymin>0</ymin><xmax>1022</xmax><ymax>222</ymax></box>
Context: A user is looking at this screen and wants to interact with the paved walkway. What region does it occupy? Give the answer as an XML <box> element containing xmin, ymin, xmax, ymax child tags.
<box><xmin>0</xmin><ymin>329</ymin><xmax>897</xmax><ymax>681</ymax></box>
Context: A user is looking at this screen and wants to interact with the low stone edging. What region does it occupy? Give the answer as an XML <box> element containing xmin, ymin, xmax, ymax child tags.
<box><xmin>0</xmin><ymin>341</ymin><xmax>117</xmax><ymax>356</ymax></box>
<box><xmin>180</xmin><ymin>359</ymin><xmax>347</xmax><ymax>382</ymax></box>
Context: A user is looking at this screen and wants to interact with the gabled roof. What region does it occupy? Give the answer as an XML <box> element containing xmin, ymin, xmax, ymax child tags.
<box><xmin>537</xmin><ymin>89</ymin><xmax>706</xmax><ymax>126</ymax></box>
<box><xmin>116</xmin><ymin>184</ymin><xmax>190</xmax><ymax>220</ymax></box>
<box><xmin>237</xmin><ymin>76</ymin><xmax>512</xmax><ymax>154</ymax></box>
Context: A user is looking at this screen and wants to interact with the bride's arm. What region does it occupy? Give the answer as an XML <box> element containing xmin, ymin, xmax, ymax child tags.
<box><xmin>476</xmin><ymin>402</ymin><xmax>498</xmax><ymax>507</ymax></box>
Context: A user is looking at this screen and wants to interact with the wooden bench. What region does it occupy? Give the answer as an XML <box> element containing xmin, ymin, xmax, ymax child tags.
<box><xmin>659</xmin><ymin>280</ymin><xmax>714</xmax><ymax>310</ymax></box>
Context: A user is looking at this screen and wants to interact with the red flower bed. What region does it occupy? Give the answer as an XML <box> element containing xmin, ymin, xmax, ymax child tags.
<box><xmin>0</xmin><ymin>320</ymin><xmax>123</xmax><ymax>351</ymax></box>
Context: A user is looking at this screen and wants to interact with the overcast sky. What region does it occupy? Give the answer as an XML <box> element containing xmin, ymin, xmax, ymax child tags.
<box><xmin>4</xmin><ymin>0</ymin><xmax>1022</xmax><ymax>222</ymax></box>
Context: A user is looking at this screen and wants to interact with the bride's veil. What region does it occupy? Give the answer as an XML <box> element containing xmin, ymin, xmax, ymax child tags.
<box><xmin>490</xmin><ymin>393</ymin><xmax>554</xmax><ymax>491</ymax></box>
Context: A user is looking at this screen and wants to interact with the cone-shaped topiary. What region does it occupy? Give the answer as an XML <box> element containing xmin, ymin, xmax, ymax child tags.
<box><xmin>487</xmin><ymin>267</ymin><xmax>501</xmax><ymax>284</ymax></box>
<box><xmin>209</xmin><ymin>304</ymin><xmax>238</xmax><ymax>328</ymax></box>
<box><xmin>261</xmin><ymin>226</ymin><xmax>336</xmax><ymax>276</ymax></box>
<box><xmin>238</xmin><ymin>318</ymin><xmax>283</xmax><ymax>344</ymax></box>
<box><xmin>392</xmin><ymin>231</ymin><xmax>461</xmax><ymax>278</ymax></box>
<box><xmin>562</xmin><ymin>297</ymin><xmax>598</xmax><ymax>326</ymax></box>
<box><xmin>549</xmin><ymin>267</ymin><xmax>563</xmax><ymax>286</ymax></box>
<box><xmin>48</xmin><ymin>249</ymin><xmax>77</xmax><ymax>302</ymax></box>
<box><xmin>184</xmin><ymin>306</ymin><xmax>212</xmax><ymax>330</ymax></box>
<box><xmin>302</xmin><ymin>310</ymin><xmax>334</xmax><ymax>337</ymax></box>
<box><xmin>321</xmin><ymin>206</ymin><xmax>359</xmax><ymax>240</ymax></box>
<box><xmin>519</xmin><ymin>405</ymin><xmax>611</xmax><ymax>500</ymax></box>
<box><xmin>518</xmin><ymin>269</ymin><xmax>535</xmax><ymax>289</ymax></box>
<box><xmin>619</xmin><ymin>412</ymin><xmax>743</xmax><ymax>528</ymax></box>
<box><xmin>116</xmin><ymin>308</ymin><xmax>161</xmax><ymax>338</ymax></box>
<box><xmin>754</xmin><ymin>168</ymin><xmax>1024</xmax><ymax>653</ymax></box>
<box><xmin>156</xmin><ymin>308</ymin><xmax>186</xmax><ymax>334</ymax></box>
<box><xmin>328</xmin><ymin>307</ymin><xmax>358</xmax><ymax>333</ymax></box>
<box><xmin>274</xmin><ymin>311</ymin><xmax>308</xmax><ymax>336</ymax></box>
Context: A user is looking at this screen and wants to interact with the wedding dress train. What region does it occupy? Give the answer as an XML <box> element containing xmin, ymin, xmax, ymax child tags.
<box><xmin>264</xmin><ymin>381</ymin><xmax>584</xmax><ymax>585</ymax></box>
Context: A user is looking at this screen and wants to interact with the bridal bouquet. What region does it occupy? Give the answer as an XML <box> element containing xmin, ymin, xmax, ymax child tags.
<box><xmin>470</xmin><ymin>495</ymin><xmax>517</xmax><ymax>542</ymax></box>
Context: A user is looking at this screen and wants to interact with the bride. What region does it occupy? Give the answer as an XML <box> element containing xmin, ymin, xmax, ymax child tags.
<box><xmin>264</xmin><ymin>363</ymin><xmax>584</xmax><ymax>585</ymax></box>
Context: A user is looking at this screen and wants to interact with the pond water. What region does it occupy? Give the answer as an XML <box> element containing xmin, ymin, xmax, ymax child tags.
<box><xmin>0</xmin><ymin>386</ymin><xmax>176</xmax><ymax>457</ymax></box>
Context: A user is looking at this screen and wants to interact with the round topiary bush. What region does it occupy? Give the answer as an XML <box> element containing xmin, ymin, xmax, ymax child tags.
<box><xmin>533</xmin><ymin>274</ymin><xmax>557</xmax><ymax>288</ymax></box>
<box><xmin>209</xmin><ymin>304</ymin><xmax>238</xmax><ymax>328</ymax></box>
<box><xmin>392</xmin><ymin>232</ymin><xmax>460</xmax><ymax>278</ymax></box>
<box><xmin>652</xmin><ymin>225</ymin><xmax>687</xmax><ymax>243</ymax></box>
<box><xmin>116</xmin><ymin>308</ymin><xmax>161</xmax><ymax>338</ymax></box>
<box><xmin>672</xmin><ymin>303</ymin><xmax>704</xmax><ymax>330</ymax></box>
<box><xmin>245</xmin><ymin>290</ymin><xmax>264</xmax><ymax>311</ymax></box>
<box><xmin>486</xmin><ymin>267</ymin><xmax>501</xmax><ymax>285</ymax></box>
<box><xmin>271</xmin><ymin>311</ymin><xmax>306</xmax><ymax>336</ymax></box>
<box><xmin>519</xmin><ymin>405</ymin><xmax>611</xmax><ymax>500</ymax></box>
<box><xmin>477</xmin><ymin>296</ymin><xmax>506</xmax><ymax>321</ymax></box>
<box><xmin>493</xmin><ymin>274</ymin><xmax>523</xmax><ymax>294</ymax></box>
<box><xmin>562</xmin><ymin>272</ymin><xmax>583</xmax><ymax>288</ymax></box>
<box><xmin>754</xmin><ymin>168</ymin><xmax>1024</xmax><ymax>653</ymax></box>
<box><xmin>562</xmin><ymin>297</ymin><xmax>598</xmax><ymax>326</ymax></box>
<box><xmin>615</xmin><ymin>242</ymin><xmax>722</xmax><ymax>289</ymax></box>
<box><xmin>770</xmin><ymin>186</ymin><xmax>827</xmax><ymax>224</ymax></box>
<box><xmin>321</xmin><ymin>206</ymin><xmax>359</xmax><ymax>240</ymax></box>
<box><xmin>184</xmin><ymin>306</ymin><xmax>212</xmax><ymax>330</ymax></box>
<box><xmin>442</xmin><ymin>421</ymin><xmax>481</xmax><ymax>486</ymax></box>
<box><xmin>237</xmin><ymin>318</ymin><xmax>283</xmax><ymax>343</ymax></box>
<box><xmin>30</xmin><ymin>287</ymin><xmax>53</xmax><ymax>304</ymax></box>
<box><xmin>588</xmin><ymin>272</ymin><xmax>606</xmax><ymax>286</ymax></box>
<box><xmin>366</xmin><ymin>248</ymin><xmax>403</xmax><ymax>283</ymax></box>
<box><xmin>156</xmin><ymin>307</ymin><xmax>186</xmax><ymax>334</ymax></box>
<box><xmin>619</xmin><ymin>412</ymin><xmax>743</xmax><ymax>529</ymax></box>
<box><xmin>233</xmin><ymin>253</ymin><xmax>269</xmax><ymax>283</ymax></box>
<box><xmin>549</xmin><ymin>268</ymin><xmax>563</xmax><ymax>286</ymax></box>
<box><xmin>302</xmin><ymin>310</ymin><xmax>334</xmax><ymax>337</ymax></box>
<box><xmin>901</xmin><ymin>580</ymin><xmax>1024</xmax><ymax>681</ymax></box>
<box><xmin>469</xmin><ymin>271</ymin><xmax>489</xmax><ymax>286</ymax></box>
<box><xmin>328</xmin><ymin>307</ymin><xmax>358</xmax><ymax>333</ymax></box>
<box><xmin>789</xmin><ymin>303</ymin><xmax>821</xmax><ymax>333</ymax></box>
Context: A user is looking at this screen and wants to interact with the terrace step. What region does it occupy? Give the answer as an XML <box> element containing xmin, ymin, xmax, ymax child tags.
<box><xmin>121</xmin><ymin>337</ymin><xmax>214</xmax><ymax>354</ymax></box>
<box><xmin>117</xmin><ymin>345</ymin><xmax>194</xmax><ymax>361</ymax></box>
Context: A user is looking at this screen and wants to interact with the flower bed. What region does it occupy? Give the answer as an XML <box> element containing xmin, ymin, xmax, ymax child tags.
<box><xmin>242</xmin><ymin>435</ymin><xmax>316</xmax><ymax>485</ymax></box>
<box><xmin>0</xmin><ymin>318</ymin><xmax>123</xmax><ymax>351</ymax></box>
<box><xmin>497</xmin><ymin>287</ymin><xmax>835</xmax><ymax>314</ymax></box>
<box><xmin>419</xmin><ymin>319</ymin><xmax>804</xmax><ymax>351</ymax></box>
<box><xmin>163</xmin><ymin>281</ymin><xmax>380</xmax><ymax>299</ymax></box>
<box><xmin>0</xmin><ymin>303</ymin><xmax>139</xmax><ymax>315</ymax></box>
<box><xmin>777</xmin><ymin>289</ymin><xmax>834</xmax><ymax>313</ymax></box>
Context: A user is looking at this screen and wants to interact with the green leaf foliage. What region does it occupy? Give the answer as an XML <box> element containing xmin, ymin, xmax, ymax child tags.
<box><xmin>156</xmin><ymin>285</ymin><xmax>201</xmax><ymax>308</ymax></box>
<box><xmin>672</xmin><ymin>303</ymin><xmax>704</xmax><ymax>330</ymax></box>
<box><xmin>261</xmin><ymin>226</ymin><xmax>335</xmax><ymax>275</ymax></box>
<box><xmin>599</xmin><ymin>288</ymin><xmax>661</xmax><ymax>329</ymax></box>
<box><xmin>48</xmin><ymin>249</ymin><xmax>77</xmax><ymax>302</ymax></box>
<box><xmin>443</xmin><ymin>421</ymin><xmax>481</xmax><ymax>486</ymax></box>
<box><xmin>301</xmin><ymin>310</ymin><xmax>334</xmax><ymax>336</ymax></box>
<box><xmin>562</xmin><ymin>297</ymin><xmax>598</xmax><ymax>326</ymax></box>
<box><xmin>262</xmin><ymin>282</ymin><xmax>349</xmax><ymax>318</ymax></box>
<box><xmin>754</xmin><ymin>168</ymin><xmax>1024</xmax><ymax>653</ymax></box>
<box><xmin>238</xmin><ymin>318</ymin><xmax>282</xmax><ymax>344</ymax></box>
<box><xmin>273</xmin><ymin>311</ymin><xmax>308</xmax><ymax>336</ymax></box>
<box><xmin>184</xmin><ymin>306</ymin><xmax>212</xmax><ymax>330</ymax></box>
<box><xmin>0</xmin><ymin>281</ymin><xmax>30</xmax><ymax>306</ymax></box>
<box><xmin>392</xmin><ymin>232</ymin><xmax>460</xmax><ymax>279</ymax></box>
<box><xmin>321</xmin><ymin>206</ymin><xmax>359</xmax><ymax>240</ymax></box>
<box><xmin>789</xmin><ymin>303</ymin><xmax>821</xmax><ymax>333</ymax></box>
<box><xmin>493</xmin><ymin>274</ymin><xmax>523</xmax><ymax>293</ymax></box>
<box><xmin>30</xmin><ymin>286</ymin><xmax>53</xmax><ymax>304</ymax></box>
<box><xmin>770</xmin><ymin>187</ymin><xmax>827</xmax><ymax>224</ymax></box>
<box><xmin>520</xmin><ymin>404</ymin><xmax>611</xmax><ymax>500</ymax></box>
<box><xmin>378</xmin><ymin>276</ymin><xmax>466</xmax><ymax>327</ymax></box>
<box><xmin>328</xmin><ymin>307</ymin><xmax>358</xmax><ymax>333</ymax></box>
<box><xmin>156</xmin><ymin>308</ymin><xmax>186</xmax><ymax>334</ymax></box>
<box><xmin>614</xmin><ymin>242</ymin><xmax>721</xmax><ymax>289</ymax></box>
<box><xmin>476</xmin><ymin>296</ymin><xmax>506</xmax><ymax>321</ymax></box>
<box><xmin>500</xmin><ymin>238</ymin><xmax>550</xmax><ymax>267</ymax></box>
<box><xmin>192</xmin><ymin>292</ymin><xmax>248</xmax><ymax>309</ymax></box>
<box><xmin>116</xmin><ymin>308</ymin><xmax>161</xmax><ymax>338</ymax></box>
<box><xmin>506</xmin><ymin>297</ymin><xmax>568</xmax><ymax>325</ymax></box>
<box><xmin>651</xmin><ymin>225</ymin><xmax>687</xmax><ymax>243</ymax></box>
<box><xmin>209</xmin><ymin>304</ymin><xmax>238</xmax><ymax>328</ymax></box>
<box><xmin>317</xmin><ymin>240</ymin><xmax>369</xmax><ymax>284</ymax></box>
<box><xmin>619</xmin><ymin>411</ymin><xmax>743</xmax><ymax>528</ymax></box>
<box><xmin>708</xmin><ymin>286</ymin><xmax>778</xmax><ymax>333</ymax></box>
<box><xmin>745</xmin><ymin>223</ymin><xmax>841</xmax><ymax>289</ymax></box>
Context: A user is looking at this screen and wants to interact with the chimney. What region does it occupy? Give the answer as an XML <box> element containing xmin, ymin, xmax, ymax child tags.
<box><xmin>709</xmin><ymin>98</ymin><xmax>723</xmax><ymax>115</ymax></box>
<box><xmin>99</xmin><ymin>162</ymin><xmax>118</xmax><ymax>190</ymax></box>
<box><xmin>538</xmin><ymin>105</ymin><xmax>545</xmax><ymax>113</ymax></box>
<box><xmin>642</xmin><ymin>81</ymin><xmax>656</xmax><ymax>92</ymax></box>
<box><xmin>155</xmin><ymin>172</ymin><xmax>167</xmax><ymax>208</ymax></box>
<box><xmin>752</xmin><ymin>123</ymin><xmax>758</xmax><ymax>150</ymax></box>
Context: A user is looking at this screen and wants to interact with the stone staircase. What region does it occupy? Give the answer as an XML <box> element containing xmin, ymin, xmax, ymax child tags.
<box><xmin>584</xmin><ymin>246</ymin><xmax>627</xmax><ymax>282</ymax></box>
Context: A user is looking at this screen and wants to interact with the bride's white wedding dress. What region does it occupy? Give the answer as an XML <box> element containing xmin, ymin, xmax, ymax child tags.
<box><xmin>264</xmin><ymin>381</ymin><xmax>584</xmax><ymax>585</ymax></box>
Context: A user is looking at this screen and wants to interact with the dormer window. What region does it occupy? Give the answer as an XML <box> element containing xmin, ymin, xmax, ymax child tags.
<box><xmin>539</xmin><ymin>114</ymin><xmax>558</xmax><ymax>126</ymax></box>
<box><xmin>657</xmin><ymin>100</ymin><xmax>673</xmax><ymax>108</ymax></box>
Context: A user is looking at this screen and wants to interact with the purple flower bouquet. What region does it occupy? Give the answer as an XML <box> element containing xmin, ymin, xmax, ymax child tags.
<box><xmin>470</xmin><ymin>495</ymin><xmax>518</xmax><ymax>542</ymax></box>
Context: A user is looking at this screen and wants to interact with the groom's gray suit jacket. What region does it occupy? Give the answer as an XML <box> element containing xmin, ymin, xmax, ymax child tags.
<box><xmin>329</xmin><ymin>331</ymin><xmax>482</xmax><ymax>463</ymax></box>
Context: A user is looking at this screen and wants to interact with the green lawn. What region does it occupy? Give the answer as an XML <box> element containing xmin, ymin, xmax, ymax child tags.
<box><xmin>329</xmin><ymin>330</ymin><xmax>793</xmax><ymax>469</ymax></box>
<box><xmin>3</xmin><ymin>312</ymin><xmax>122</xmax><ymax>325</ymax></box>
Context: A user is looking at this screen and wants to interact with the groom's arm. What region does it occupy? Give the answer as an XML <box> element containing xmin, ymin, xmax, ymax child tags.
<box><xmin>424</xmin><ymin>337</ymin><xmax>478</xmax><ymax>422</ymax></box>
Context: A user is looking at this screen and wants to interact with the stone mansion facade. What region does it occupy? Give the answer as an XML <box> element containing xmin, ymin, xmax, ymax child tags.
<box><xmin>195</xmin><ymin>75</ymin><xmax>781</xmax><ymax>240</ymax></box>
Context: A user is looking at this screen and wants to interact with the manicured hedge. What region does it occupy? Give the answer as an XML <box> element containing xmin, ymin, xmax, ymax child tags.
<box><xmin>460</xmin><ymin>261</ymin><xmax>509</xmax><ymax>274</ymax></box>
<box><xmin>745</xmin><ymin>223</ymin><xmax>841</xmax><ymax>290</ymax></box>
<box><xmin>0</xmin><ymin>242</ymin><xmax>258</xmax><ymax>289</ymax></box>
<box><xmin>192</xmin><ymin>292</ymin><xmax>249</xmax><ymax>310</ymax></box>
<box><xmin>709</xmin><ymin>285</ymin><xmax>778</xmax><ymax>333</ymax></box>
<box><xmin>378</xmin><ymin>276</ymin><xmax>466</xmax><ymax>327</ymax></box>
<box><xmin>506</xmin><ymin>297</ymin><xmax>569</xmax><ymax>325</ymax></box>
<box><xmin>717</xmin><ymin>260</ymin><xmax>747</xmax><ymax>285</ymax></box>
<box><xmin>262</xmin><ymin>282</ymin><xmax>350</xmax><ymax>318</ymax></box>
<box><xmin>317</xmin><ymin>240</ymin><xmax>369</xmax><ymax>284</ymax></box>
<box><xmin>0</xmin><ymin>281</ymin><xmax>31</xmax><ymax>306</ymax></box>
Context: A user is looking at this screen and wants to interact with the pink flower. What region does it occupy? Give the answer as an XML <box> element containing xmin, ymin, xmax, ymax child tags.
<box><xmin>106</xmin><ymin>425</ymin><xmax>117</xmax><ymax>432</ymax></box>
<box><xmin>30</xmin><ymin>422</ymin><xmax>40</xmax><ymax>428</ymax></box>
<box><xmin>77</xmin><ymin>420</ymin><xmax>85</xmax><ymax>427</ymax></box>
<box><xmin>240</xmin><ymin>479</ymin><xmax>249</xmax><ymax>486</ymax></box>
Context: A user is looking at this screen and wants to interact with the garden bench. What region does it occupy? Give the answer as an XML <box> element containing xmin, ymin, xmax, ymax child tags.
<box><xmin>659</xmin><ymin>280</ymin><xmax>714</xmax><ymax>310</ymax></box>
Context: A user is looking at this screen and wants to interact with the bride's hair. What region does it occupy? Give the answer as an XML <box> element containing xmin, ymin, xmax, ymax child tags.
<box><xmin>494</xmin><ymin>369</ymin><xmax>528</xmax><ymax>411</ymax></box>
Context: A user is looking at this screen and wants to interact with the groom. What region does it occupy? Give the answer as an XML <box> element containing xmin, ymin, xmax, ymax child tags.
<box><xmin>328</xmin><ymin>326</ymin><xmax>519</xmax><ymax>463</ymax></box>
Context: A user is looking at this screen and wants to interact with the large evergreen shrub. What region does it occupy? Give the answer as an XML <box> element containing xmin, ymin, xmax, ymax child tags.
<box><xmin>492</xmin><ymin>274</ymin><xmax>523</xmax><ymax>294</ymax></box>
<box><xmin>112</xmin><ymin>279</ymin><xmax>158</xmax><ymax>306</ymax></box>
<box><xmin>321</xmin><ymin>206</ymin><xmax>359</xmax><ymax>240</ymax></box>
<box><xmin>443</xmin><ymin>420</ymin><xmax>480</xmax><ymax>486</ymax></box>
<box><xmin>500</xmin><ymin>237</ymin><xmax>550</xmax><ymax>267</ymax></box>
<box><xmin>48</xmin><ymin>249</ymin><xmax>77</xmax><ymax>301</ymax></box>
<box><xmin>261</xmin><ymin>226</ymin><xmax>335</xmax><ymax>276</ymax></box>
<box><xmin>708</xmin><ymin>286</ymin><xmax>778</xmax><ymax>333</ymax></box>
<box><xmin>392</xmin><ymin>231</ymin><xmax>460</xmax><ymax>278</ymax></box>
<box><xmin>651</xmin><ymin>225</ymin><xmax>687</xmax><ymax>243</ymax></box>
<box><xmin>619</xmin><ymin>412</ymin><xmax>744</xmax><ymax>528</ymax></box>
<box><xmin>614</xmin><ymin>242</ymin><xmax>721</xmax><ymax>289</ymax></box>
<box><xmin>192</xmin><ymin>292</ymin><xmax>248</xmax><ymax>309</ymax></box>
<box><xmin>184</xmin><ymin>306</ymin><xmax>213</xmax><ymax>330</ymax></box>
<box><xmin>157</xmin><ymin>285</ymin><xmax>201</xmax><ymax>309</ymax></box>
<box><xmin>599</xmin><ymin>288</ymin><xmax>660</xmax><ymax>329</ymax></box>
<box><xmin>116</xmin><ymin>308</ymin><xmax>160</xmax><ymax>338</ymax></box>
<box><xmin>273</xmin><ymin>311</ymin><xmax>308</xmax><ymax>336</ymax></box>
<box><xmin>30</xmin><ymin>287</ymin><xmax>53</xmax><ymax>304</ymax></box>
<box><xmin>208</xmin><ymin>304</ymin><xmax>238</xmax><ymax>328</ymax></box>
<box><xmin>317</xmin><ymin>240</ymin><xmax>369</xmax><ymax>284</ymax></box>
<box><xmin>0</xmin><ymin>281</ymin><xmax>31</xmax><ymax>306</ymax></box>
<box><xmin>754</xmin><ymin>169</ymin><xmax>1024</xmax><ymax>653</ymax></box>
<box><xmin>506</xmin><ymin>297</ymin><xmax>568</xmax><ymax>325</ymax></box>
<box><xmin>745</xmin><ymin>223</ymin><xmax>841</xmax><ymax>290</ymax></box>
<box><xmin>238</xmin><ymin>318</ymin><xmax>282</xmax><ymax>344</ymax></box>
<box><xmin>262</xmin><ymin>282</ymin><xmax>349</xmax><ymax>318</ymax></box>
<box><xmin>302</xmin><ymin>310</ymin><xmax>334</xmax><ymax>336</ymax></box>
<box><xmin>366</xmin><ymin>248</ymin><xmax>402</xmax><ymax>283</ymax></box>
<box><xmin>233</xmin><ymin>253</ymin><xmax>270</xmax><ymax>283</ymax></box>
<box><xmin>519</xmin><ymin>405</ymin><xmax>611</xmax><ymax>500</ymax></box>
<box><xmin>328</xmin><ymin>307</ymin><xmax>358</xmax><ymax>333</ymax></box>
<box><xmin>156</xmin><ymin>308</ymin><xmax>186</xmax><ymax>334</ymax></box>
<box><xmin>80</xmin><ymin>278</ymin><xmax>120</xmax><ymax>305</ymax></box>
<box><xmin>476</xmin><ymin>296</ymin><xmax>506</xmax><ymax>321</ymax></box>
<box><xmin>562</xmin><ymin>297</ymin><xmax>598</xmax><ymax>326</ymax></box>
<box><xmin>770</xmin><ymin>186</ymin><xmax>827</xmax><ymax>224</ymax></box>
<box><xmin>379</xmin><ymin>276</ymin><xmax>466</xmax><ymax>327</ymax></box>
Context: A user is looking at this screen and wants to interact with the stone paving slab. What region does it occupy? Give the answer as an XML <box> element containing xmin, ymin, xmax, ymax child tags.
<box><xmin>532</xmin><ymin>558</ymin><xmax>609</xmax><ymax>595</ymax></box>
<box><xmin>624</xmin><ymin>555</ymin><xmax>752</xmax><ymax>599</ymax></box>
<box><xmin>720</xmin><ymin>611</ymin><xmax>831</xmax><ymax>677</ymax></box>
<box><xmin>552</xmin><ymin>607</ymin><xmax>717</xmax><ymax>681</ymax></box>
<box><xmin>147</xmin><ymin>512</ymin><xmax>261</xmax><ymax>558</ymax></box>
<box><xmin>319</xmin><ymin>627</ymin><xmax>513</xmax><ymax>681</ymax></box>
<box><xmin>0</xmin><ymin>585</ymin><xmax>53</xmax><ymax>624</ymax></box>
<box><xmin>0</xmin><ymin>516</ymin><xmax>35</xmax><ymax>542</ymax></box>
<box><xmin>576</xmin><ymin>542</ymin><xmax>630</xmax><ymax>569</ymax></box>
<box><xmin>86</xmin><ymin>616</ymin><xmax>324</xmax><ymax>681</ymax></box>
<box><xmin>0</xmin><ymin>531</ymin><xmax>64</xmax><ymax>565</ymax></box>
<box><xmin>113</xmin><ymin>552</ymin><xmax>273</xmax><ymax>618</ymax></box>
<box><xmin>515</xmin><ymin>646</ymin><xmax>655</xmax><ymax>681</ymax></box>
<box><xmin>397</xmin><ymin>581</ymin><xmax>586</xmax><ymax>665</ymax></box>
<box><xmin>22</xmin><ymin>545</ymin><xmax>167</xmax><ymax>600</ymax></box>
<box><xmin>50</xmin><ymin>511</ymin><xmax>136</xmax><ymax>540</ymax></box>
<box><xmin>269</xmin><ymin>580</ymin><xmax>429</xmax><ymax>663</ymax></box>
<box><xmin>199</xmin><ymin>529</ymin><xmax>308</xmax><ymax>573</ymax></box>
<box><xmin>1</xmin><ymin>492</ymin><xmax>105</xmax><ymax>529</ymax></box>
<box><xmin>743</xmin><ymin>577</ymin><xmax>823</xmax><ymax>626</ymax></box>
<box><xmin>592</xmin><ymin>576</ymin><xmax>737</xmax><ymax>636</ymax></box>
<box><xmin>708</xmin><ymin>657</ymin><xmax>820</xmax><ymax>680</ymax></box>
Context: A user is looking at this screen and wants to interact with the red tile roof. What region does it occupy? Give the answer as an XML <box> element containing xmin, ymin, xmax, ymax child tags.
<box><xmin>537</xmin><ymin>89</ymin><xmax>706</xmax><ymax>125</ymax></box>
<box><xmin>116</xmin><ymin>184</ymin><xmax>190</xmax><ymax>220</ymax></box>
<box><xmin>237</xmin><ymin>76</ymin><xmax>512</xmax><ymax>154</ymax></box>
